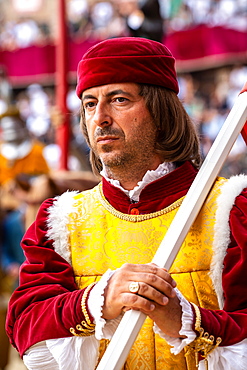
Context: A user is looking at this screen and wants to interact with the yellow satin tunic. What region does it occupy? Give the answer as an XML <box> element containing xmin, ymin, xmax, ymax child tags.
<box><xmin>68</xmin><ymin>178</ymin><xmax>225</xmax><ymax>370</ymax></box>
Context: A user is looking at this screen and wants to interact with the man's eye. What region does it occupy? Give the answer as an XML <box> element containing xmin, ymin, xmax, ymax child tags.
<box><xmin>115</xmin><ymin>97</ymin><xmax>128</xmax><ymax>103</ymax></box>
<box><xmin>84</xmin><ymin>102</ymin><xmax>96</xmax><ymax>109</ymax></box>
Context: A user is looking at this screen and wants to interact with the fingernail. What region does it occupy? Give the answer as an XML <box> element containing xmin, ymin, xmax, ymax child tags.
<box><xmin>163</xmin><ymin>297</ymin><xmax>168</xmax><ymax>304</ymax></box>
<box><xmin>171</xmin><ymin>288</ymin><xmax>176</xmax><ymax>297</ymax></box>
<box><xmin>150</xmin><ymin>304</ymin><xmax>155</xmax><ymax>310</ymax></box>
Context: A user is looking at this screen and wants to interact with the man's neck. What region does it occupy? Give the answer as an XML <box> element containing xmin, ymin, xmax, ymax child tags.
<box><xmin>103</xmin><ymin>167</ymin><xmax>154</xmax><ymax>190</ymax></box>
<box><xmin>103</xmin><ymin>158</ymin><xmax>164</xmax><ymax>190</ymax></box>
<box><xmin>101</xmin><ymin>162</ymin><xmax>176</xmax><ymax>202</ymax></box>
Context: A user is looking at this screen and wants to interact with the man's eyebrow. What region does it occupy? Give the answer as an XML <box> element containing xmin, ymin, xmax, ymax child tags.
<box><xmin>82</xmin><ymin>94</ymin><xmax>95</xmax><ymax>101</ymax></box>
<box><xmin>105</xmin><ymin>89</ymin><xmax>133</xmax><ymax>98</ymax></box>
<box><xmin>82</xmin><ymin>89</ymin><xmax>134</xmax><ymax>101</ymax></box>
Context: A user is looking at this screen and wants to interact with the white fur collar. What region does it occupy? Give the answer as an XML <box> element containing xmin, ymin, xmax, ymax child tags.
<box><xmin>210</xmin><ymin>174</ymin><xmax>247</xmax><ymax>309</ymax></box>
<box><xmin>46</xmin><ymin>191</ymin><xmax>78</xmax><ymax>265</ymax></box>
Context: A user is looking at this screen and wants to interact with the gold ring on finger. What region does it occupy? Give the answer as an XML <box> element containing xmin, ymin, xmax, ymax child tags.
<box><xmin>128</xmin><ymin>281</ymin><xmax>140</xmax><ymax>294</ymax></box>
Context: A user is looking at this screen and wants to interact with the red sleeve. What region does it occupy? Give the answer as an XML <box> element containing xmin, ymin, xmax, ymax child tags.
<box><xmin>198</xmin><ymin>188</ymin><xmax>247</xmax><ymax>346</ymax></box>
<box><xmin>6</xmin><ymin>198</ymin><xmax>94</xmax><ymax>358</ymax></box>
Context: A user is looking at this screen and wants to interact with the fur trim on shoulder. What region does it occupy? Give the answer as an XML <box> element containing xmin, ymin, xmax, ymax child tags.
<box><xmin>46</xmin><ymin>191</ymin><xmax>78</xmax><ymax>264</ymax></box>
<box><xmin>210</xmin><ymin>174</ymin><xmax>247</xmax><ymax>309</ymax></box>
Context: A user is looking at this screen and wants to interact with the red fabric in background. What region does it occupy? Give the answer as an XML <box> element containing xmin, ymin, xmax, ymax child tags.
<box><xmin>0</xmin><ymin>44</ymin><xmax>56</xmax><ymax>85</ymax></box>
<box><xmin>0</xmin><ymin>25</ymin><xmax>246</xmax><ymax>87</ymax></box>
<box><xmin>0</xmin><ymin>39</ymin><xmax>99</xmax><ymax>86</ymax></box>
<box><xmin>165</xmin><ymin>25</ymin><xmax>247</xmax><ymax>60</ymax></box>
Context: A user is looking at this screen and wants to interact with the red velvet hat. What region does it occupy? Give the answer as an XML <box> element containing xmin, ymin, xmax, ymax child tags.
<box><xmin>76</xmin><ymin>37</ymin><xmax>179</xmax><ymax>97</ymax></box>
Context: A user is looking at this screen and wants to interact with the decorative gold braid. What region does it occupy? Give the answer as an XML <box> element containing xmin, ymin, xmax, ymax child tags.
<box><xmin>185</xmin><ymin>302</ymin><xmax>222</xmax><ymax>369</ymax></box>
<box><xmin>192</xmin><ymin>302</ymin><xmax>202</xmax><ymax>332</ymax></box>
<box><xmin>70</xmin><ymin>282</ymin><xmax>96</xmax><ymax>337</ymax></box>
<box><xmin>97</xmin><ymin>183</ymin><xmax>184</xmax><ymax>222</ymax></box>
<box><xmin>81</xmin><ymin>282</ymin><xmax>96</xmax><ymax>326</ymax></box>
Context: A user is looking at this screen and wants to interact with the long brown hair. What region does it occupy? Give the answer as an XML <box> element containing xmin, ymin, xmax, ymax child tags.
<box><xmin>80</xmin><ymin>84</ymin><xmax>201</xmax><ymax>175</ymax></box>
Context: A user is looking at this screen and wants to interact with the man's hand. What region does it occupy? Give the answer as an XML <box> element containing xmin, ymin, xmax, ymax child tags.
<box><xmin>102</xmin><ymin>263</ymin><xmax>183</xmax><ymax>338</ymax></box>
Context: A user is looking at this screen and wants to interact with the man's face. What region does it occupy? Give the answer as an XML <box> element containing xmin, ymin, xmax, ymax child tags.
<box><xmin>82</xmin><ymin>82</ymin><xmax>162</xmax><ymax>172</ymax></box>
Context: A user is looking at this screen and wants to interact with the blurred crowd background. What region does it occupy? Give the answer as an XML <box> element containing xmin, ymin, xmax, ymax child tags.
<box><xmin>0</xmin><ymin>0</ymin><xmax>246</xmax><ymax>369</ymax></box>
<box><xmin>0</xmin><ymin>0</ymin><xmax>246</xmax><ymax>48</ymax></box>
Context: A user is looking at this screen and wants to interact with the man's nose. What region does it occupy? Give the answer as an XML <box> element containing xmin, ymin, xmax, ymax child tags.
<box><xmin>93</xmin><ymin>102</ymin><xmax>112</xmax><ymax>127</ymax></box>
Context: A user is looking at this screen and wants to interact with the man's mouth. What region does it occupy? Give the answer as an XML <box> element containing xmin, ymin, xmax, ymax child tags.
<box><xmin>96</xmin><ymin>136</ymin><xmax>119</xmax><ymax>144</ymax></box>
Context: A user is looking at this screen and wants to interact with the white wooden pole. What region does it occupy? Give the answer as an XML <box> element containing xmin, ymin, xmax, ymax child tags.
<box><xmin>96</xmin><ymin>90</ymin><xmax>247</xmax><ymax>370</ymax></box>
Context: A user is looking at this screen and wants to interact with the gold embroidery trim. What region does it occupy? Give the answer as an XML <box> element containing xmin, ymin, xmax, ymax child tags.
<box><xmin>97</xmin><ymin>183</ymin><xmax>184</xmax><ymax>222</ymax></box>
<box><xmin>70</xmin><ymin>282</ymin><xmax>96</xmax><ymax>337</ymax></box>
<box><xmin>185</xmin><ymin>302</ymin><xmax>222</xmax><ymax>369</ymax></box>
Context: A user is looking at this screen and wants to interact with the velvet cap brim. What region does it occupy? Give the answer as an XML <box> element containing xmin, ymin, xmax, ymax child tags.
<box><xmin>76</xmin><ymin>37</ymin><xmax>179</xmax><ymax>97</ymax></box>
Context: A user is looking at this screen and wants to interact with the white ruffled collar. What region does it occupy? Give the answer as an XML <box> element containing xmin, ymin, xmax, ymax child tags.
<box><xmin>101</xmin><ymin>162</ymin><xmax>175</xmax><ymax>202</ymax></box>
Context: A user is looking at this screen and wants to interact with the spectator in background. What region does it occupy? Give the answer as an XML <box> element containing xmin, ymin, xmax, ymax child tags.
<box><xmin>127</xmin><ymin>0</ymin><xmax>164</xmax><ymax>42</ymax></box>
<box><xmin>1</xmin><ymin>196</ymin><xmax>25</xmax><ymax>290</ymax></box>
<box><xmin>67</xmin><ymin>0</ymin><xmax>92</xmax><ymax>38</ymax></box>
<box><xmin>87</xmin><ymin>0</ymin><xmax>127</xmax><ymax>40</ymax></box>
<box><xmin>24</xmin><ymin>84</ymin><xmax>52</xmax><ymax>143</ymax></box>
<box><xmin>0</xmin><ymin>65</ymin><xmax>12</xmax><ymax>115</ymax></box>
<box><xmin>0</xmin><ymin>107</ymin><xmax>50</xmax><ymax>186</ymax></box>
<box><xmin>0</xmin><ymin>108</ymin><xmax>50</xmax><ymax>291</ymax></box>
<box><xmin>12</xmin><ymin>17</ymin><xmax>40</xmax><ymax>48</ymax></box>
<box><xmin>227</xmin><ymin>65</ymin><xmax>247</xmax><ymax>108</ymax></box>
<box><xmin>170</xmin><ymin>0</ymin><xmax>247</xmax><ymax>30</ymax></box>
<box><xmin>0</xmin><ymin>15</ymin><xmax>51</xmax><ymax>50</ymax></box>
<box><xmin>0</xmin><ymin>66</ymin><xmax>12</xmax><ymax>103</ymax></box>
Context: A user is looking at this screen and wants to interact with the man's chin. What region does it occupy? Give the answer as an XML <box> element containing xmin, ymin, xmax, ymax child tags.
<box><xmin>100</xmin><ymin>152</ymin><xmax>125</xmax><ymax>168</ymax></box>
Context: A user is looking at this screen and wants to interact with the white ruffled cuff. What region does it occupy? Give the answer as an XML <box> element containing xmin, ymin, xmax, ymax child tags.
<box><xmin>154</xmin><ymin>288</ymin><xmax>196</xmax><ymax>355</ymax></box>
<box><xmin>87</xmin><ymin>269</ymin><xmax>123</xmax><ymax>340</ymax></box>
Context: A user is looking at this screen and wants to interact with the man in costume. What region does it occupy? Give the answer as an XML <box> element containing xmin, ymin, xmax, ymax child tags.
<box><xmin>6</xmin><ymin>37</ymin><xmax>247</xmax><ymax>369</ymax></box>
<box><xmin>0</xmin><ymin>108</ymin><xmax>50</xmax><ymax>287</ymax></box>
<box><xmin>0</xmin><ymin>108</ymin><xmax>49</xmax><ymax>186</ymax></box>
